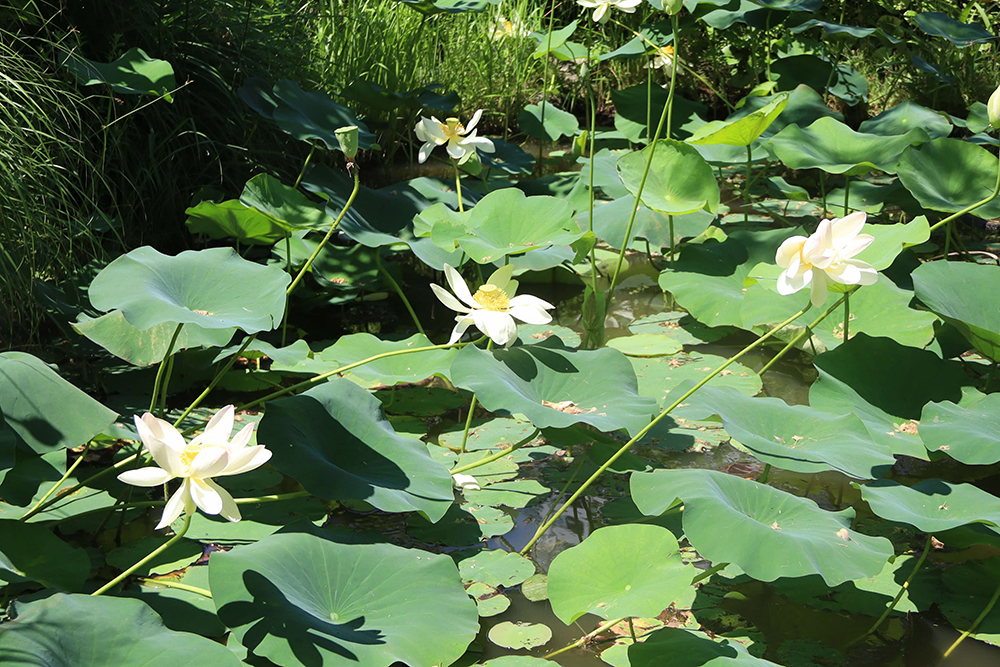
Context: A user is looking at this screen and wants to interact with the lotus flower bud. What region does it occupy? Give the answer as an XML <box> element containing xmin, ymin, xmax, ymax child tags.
<box><xmin>989</xmin><ymin>85</ymin><xmax>1000</xmax><ymax>129</ymax></box>
<box><xmin>665</xmin><ymin>0</ymin><xmax>683</xmax><ymax>14</ymax></box>
<box><xmin>335</xmin><ymin>125</ymin><xmax>359</xmax><ymax>159</ymax></box>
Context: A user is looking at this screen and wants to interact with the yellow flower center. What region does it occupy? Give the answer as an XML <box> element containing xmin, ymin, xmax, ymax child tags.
<box><xmin>473</xmin><ymin>284</ymin><xmax>510</xmax><ymax>312</ymax></box>
<box><xmin>177</xmin><ymin>443</ymin><xmax>211</xmax><ymax>472</ymax></box>
<box><xmin>658</xmin><ymin>45</ymin><xmax>675</xmax><ymax>58</ymax></box>
<box><xmin>443</xmin><ymin>117</ymin><xmax>465</xmax><ymax>139</ymax></box>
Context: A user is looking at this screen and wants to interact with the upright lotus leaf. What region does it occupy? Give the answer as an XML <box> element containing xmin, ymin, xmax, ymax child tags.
<box><xmin>920</xmin><ymin>390</ymin><xmax>1000</xmax><ymax>465</ymax></box>
<box><xmin>73</xmin><ymin>311</ymin><xmax>235</xmax><ymax>367</ymax></box>
<box><xmin>618</xmin><ymin>140</ymin><xmax>720</xmax><ymax>215</ymax></box>
<box><xmin>0</xmin><ymin>519</ymin><xmax>90</xmax><ymax>590</ymax></box>
<box><xmin>0</xmin><ymin>414</ymin><xmax>16</xmax><ymax>476</ymax></box>
<box><xmin>579</xmin><ymin>149</ymin><xmax>631</xmax><ymax>199</ymax></box>
<box><xmin>61</xmin><ymin>47</ymin><xmax>175</xmax><ymax>99</ymax></box>
<box><xmin>770</xmin><ymin>57</ymin><xmax>868</xmax><ymax>106</ymax></box>
<box><xmin>853</xmin><ymin>215</ymin><xmax>929</xmax><ymax>270</ymax></box>
<box><xmin>0</xmin><ymin>352</ymin><xmax>118</xmax><ymax>455</ymax></box>
<box><xmin>858</xmin><ymin>100</ymin><xmax>953</xmax><ymax>140</ymax></box>
<box><xmin>395</xmin><ymin>0</ymin><xmax>489</xmax><ymax>15</ymax></box>
<box><xmin>211</xmin><ymin>531</ymin><xmax>478</xmax><ymax>667</ymax></box>
<box><xmin>89</xmin><ymin>246</ymin><xmax>291</xmax><ymax>334</ymax></box>
<box><xmin>734</xmin><ymin>85</ymin><xmax>843</xmax><ymax>142</ymax></box>
<box><xmin>913</xmin><ymin>261</ymin><xmax>1000</xmax><ymax>360</ymax></box>
<box><xmin>531</xmin><ymin>21</ymin><xmax>578</xmax><ymax>58</ymax></box>
<box><xmin>627</xmin><ymin>628</ymin><xmax>782</xmax><ymax>667</ymax></box>
<box><xmin>258</xmin><ymin>379</ymin><xmax>453</xmax><ymax>521</ymax></box>
<box><xmin>270</xmin><ymin>79</ymin><xmax>375</xmax><ymax>152</ymax></box>
<box><xmin>861</xmin><ymin>479</ymin><xmax>1000</xmax><ymax>533</ymax></box>
<box><xmin>631</xmin><ymin>469</ymin><xmax>893</xmax><ymax>585</ymax></box>
<box><xmin>518</xmin><ymin>102</ymin><xmax>579</xmax><ymax>141</ymax></box>
<box><xmin>676</xmin><ymin>386</ymin><xmax>895</xmax><ymax>479</ymax></box>
<box><xmin>481</xmin><ymin>138</ymin><xmax>535</xmax><ymax>175</ymax></box>
<box><xmin>895</xmin><ymin>138</ymin><xmax>1000</xmax><ymax>219</ymax></box>
<box><xmin>765</xmin><ymin>117</ymin><xmax>929</xmax><ymax>176</ymax></box>
<box><xmin>914</xmin><ymin>11</ymin><xmax>996</xmax><ymax>47</ymax></box>
<box><xmin>547</xmin><ymin>524</ymin><xmax>696</xmax><ymax>624</ymax></box>
<box><xmin>0</xmin><ymin>594</ymin><xmax>242</xmax><ymax>666</ymax></box>
<box><xmin>589</xmin><ymin>196</ymin><xmax>715</xmax><ymax>250</ymax></box>
<box><xmin>611</xmin><ymin>85</ymin><xmax>709</xmax><ymax>142</ymax></box>
<box><xmin>240</xmin><ymin>173</ymin><xmax>331</xmax><ymax>231</ymax></box>
<box><xmin>184</xmin><ymin>200</ymin><xmax>292</xmax><ymax>245</ymax></box>
<box><xmin>687</xmin><ymin>93</ymin><xmax>789</xmax><ymax>147</ymax></box>
<box><xmin>791</xmin><ymin>18</ymin><xmax>877</xmax><ymax>38</ymax></box>
<box><xmin>824</xmin><ymin>179</ymin><xmax>924</xmax><ymax>218</ymax></box>
<box><xmin>450</xmin><ymin>339</ymin><xmax>658</xmax><ymax>437</ymax></box>
<box><xmin>415</xmin><ymin>188</ymin><xmax>582</xmax><ymax>263</ymax></box>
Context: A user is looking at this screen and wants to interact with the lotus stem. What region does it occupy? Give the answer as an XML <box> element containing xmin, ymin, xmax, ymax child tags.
<box><xmin>756</xmin><ymin>290</ymin><xmax>853</xmax><ymax>377</ymax></box>
<box><xmin>544</xmin><ymin>617</ymin><xmax>626</xmax><ymax>659</ymax></box>
<box><xmin>92</xmin><ymin>512</ymin><xmax>192</xmax><ymax>596</ymax></box>
<box><xmin>459</xmin><ymin>339</ymin><xmax>492</xmax><ymax>453</ymax></box>
<box><xmin>944</xmin><ymin>578</ymin><xmax>1000</xmax><ymax>658</ymax></box>
<box><xmin>137</xmin><ymin>577</ymin><xmax>212</xmax><ymax>598</ymax></box>
<box><xmin>453</xmin><ymin>159</ymin><xmax>464</xmax><ymax>213</ymax></box>
<box><xmin>19</xmin><ymin>442</ymin><xmax>91</xmax><ymax>522</ymax></box>
<box><xmin>851</xmin><ymin>534</ymin><xmax>932</xmax><ymax>647</ymax></box>
<box><xmin>149</xmin><ymin>323</ymin><xmax>184</xmax><ymax>415</ymax></box>
<box><xmin>376</xmin><ymin>250</ymin><xmax>426</xmax><ymax>336</ymax></box>
<box><xmin>172</xmin><ymin>333</ymin><xmax>260</xmax><ymax>428</ymax></box>
<box><xmin>843</xmin><ymin>292</ymin><xmax>850</xmax><ymax>341</ymax></box>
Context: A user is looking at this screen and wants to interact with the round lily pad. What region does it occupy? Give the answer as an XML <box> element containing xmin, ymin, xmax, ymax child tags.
<box><xmin>467</xmin><ymin>582</ymin><xmax>512</xmax><ymax>617</ymax></box>
<box><xmin>487</xmin><ymin>621</ymin><xmax>552</xmax><ymax>650</ymax></box>
<box><xmin>607</xmin><ymin>333</ymin><xmax>684</xmax><ymax>357</ymax></box>
<box><xmin>456</xmin><ymin>549</ymin><xmax>535</xmax><ymax>588</ymax></box>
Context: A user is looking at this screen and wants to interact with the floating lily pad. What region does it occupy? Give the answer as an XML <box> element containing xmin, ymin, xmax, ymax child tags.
<box><xmin>631</xmin><ymin>468</ymin><xmax>894</xmax><ymax>585</ymax></box>
<box><xmin>0</xmin><ymin>352</ymin><xmax>118</xmax><ymax>455</ymax></box>
<box><xmin>212</xmin><ymin>531</ymin><xmax>478</xmax><ymax>667</ymax></box>
<box><xmin>177</xmin><ymin>495</ymin><xmax>328</xmax><ymax>543</ymax></box>
<box><xmin>522</xmin><ymin>574</ymin><xmax>549</xmax><ymax>602</ymax></box>
<box><xmin>467</xmin><ymin>582</ymin><xmax>512</xmax><ymax>617</ymax></box>
<box><xmin>920</xmin><ymin>390</ymin><xmax>1000</xmax><ymax>464</ymax></box>
<box><xmin>626</xmin><ymin>628</ymin><xmax>781</xmax><ymax>667</ymax></box>
<box><xmin>858</xmin><ymin>100</ymin><xmax>952</xmax><ymax>140</ymax></box>
<box><xmin>464</xmin><ymin>479</ymin><xmax>550</xmax><ymax>509</ymax></box>
<box><xmin>766</xmin><ymin>117</ymin><xmax>928</xmax><ymax>176</ymax></box>
<box><xmin>629</xmin><ymin>312</ymin><xmax>737</xmax><ymax>345</ymax></box>
<box><xmin>518</xmin><ymin>102</ymin><xmax>579</xmax><ymax>141</ymax></box>
<box><xmin>258</xmin><ymin>379</ymin><xmax>454</xmax><ymax>522</ymax></box>
<box><xmin>516</xmin><ymin>324</ymin><xmax>581</xmax><ymax>349</ymax></box>
<box><xmin>89</xmin><ymin>246</ymin><xmax>290</xmax><ymax>334</ymax></box>
<box><xmin>456</xmin><ymin>549</ymin><xmax>535</xmax><ymax>587</ymax></box>
<box><xmin>0</xmin><ymin>519</ymin><xmax>90</xmax><ymax>591</ymax></box>
<box><xmin>375</xmin><ymin>386</ymin><xmax>465</xmax><ymax>416</ymax></box>
<box><xmin>913</xmin><ymin>260</ymin><xmax>1000</xmax><ymax>361</ymax></box>
<box><xmin>407</xmin><ymin>503</ymin><xmax>514</xmax><ymax>545</ymax></box>
<box><xmin>861</xmin><ymin>479</ymin><xmax>1000</xmax><ymax>533</ymax></box>
<box><xmin>488</xmin><ymin>622</ymin><xmax>552</xmax><ymax>650</ymax></box>
<box><xmin>914</xmin><ymin>11</ymin><xmax>996</xmax><ymax>47</ymax></box>
<box><xmin>608</xmin><ymin>333</ymin><xmax>684</xmax><ymax>357</ymax></box>
<box><xmin>895</xmin><ymin>138</ymin><xmax>1000</xmax><ymax>220</ymax></box>
<box><xmin>630</xmin><ymin>352</ymin><xmax>761</xmax><ymax>410</ymax></box>
<box><xmin>0</xmin><ymin>594</ymin><xmax>242</xmax><ymax>666</ymax></box>
<box><xmin>677</xmin><ymin>386</ymin><xmax>895</xmax><ymax>479</ymax></box>
<box><xmin>618</xmin><ymin>140</ymin><xmax>720</xmax><ymax>215</ymax></box>
<box><xmin>62</xmin><ymin>47</ymin><xmax>175</xmax><ymax>99</ymax></box>
<box><xmin>450</xmin><ymin>339</ymin><xmax>658</xmax><ymax>437</ymax></box>
<box><xmin>438</xmin><ymin>417</ymin><xmax>539</xmax><ymax>453</ymax></box>
<box><xmin>283</xmin><ymin>333</ymin><xmax>459</xmax><ymax>385</ymax></box>
<box><xmin>548</xmin><ymin>524</ymin><xmax>696</xmax><ymax>624</ymax></box>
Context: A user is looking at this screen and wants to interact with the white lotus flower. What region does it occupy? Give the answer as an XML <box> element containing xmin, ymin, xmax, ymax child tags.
<box><xmin>117</xmin><ymin>406</ymin><xmax>271</xmax><ymax>530</ymax></box>
<box><xmin>414</xmin><ymin>110</ymin><xmax>495</xmax><ymax>164</ymax></box>
<box><xmin>577</xmin><ymin>0</ymin><xmax>642</xmax><ymax>23</ymax></box>
<box><xmin>452</xmin><ymin>473</ymin><xmax>481</xmax><ymax>491</ymax></box>
<box><xmin>646</xmin><ymin>45</ymin><xmax>675</xmax><ymax>72</ymax></box>
<box><xmin>775</xmin><ymin>211</ymin><xmax>879</xmax><ymax>308</ymax></box>
<box><xmin>431</xmin><ymin>264</ymin><xmax>555</xmax><ymax>347</ymax></box>
<box><xmin>489</xmin><ymin>14</ymin><xmax>529</xmax><ymax>40</ymax></box>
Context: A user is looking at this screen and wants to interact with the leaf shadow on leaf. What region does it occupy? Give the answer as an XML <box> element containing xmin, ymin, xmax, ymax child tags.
<box><xmin>220</xmin><ymin>570</ymin><xmax>385</xmax><ymax>667</ymax></box>
<box><xmin>494</xmin><ymin>344</ymin><xmax>580</xmax><ymax>378</ymax></box>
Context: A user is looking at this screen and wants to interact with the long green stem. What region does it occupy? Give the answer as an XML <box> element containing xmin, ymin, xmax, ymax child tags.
<box><xmin>852</xmin><ymin>535</ymin><xmax>933</xmax><ymax>646</ymax></box>
<box><xmin>451</xmin><ymin>430</ymin><xmax>539</xmax><ymax>475</ymax></box>
<box><xmin>137</xmin><ymin>577</ymin><xmax>212</xmax><ymax>598</ymax></box>
<box><xmin>519</xmin><ymin>305</ymin><xmax>810</xmax><ymax>555</ymax></box>
<box><xmin>928</xmin><ymin>147</ymin><xmax>1000</xmax><ymax>234</ymax></box>
<box><xmin>744</xmin><ymin>143</ymin><xmax>753</xmax><ymax>227</ymax></box>
<box><xmin>608</xmin><ymin>13</ymin><xmax>680</xmax><ymax>297</ymax></box>
<box><xmin>92</xmin><ymin>513</ymin><xmax>193</xmax><ymax>596</ymax></box>
<box><xmin>459</xmin><ymin>340</ymin><xmax>492</xmax><ymax>453</ymax></box>
<box><xmin>19</xmin><ymin>442</ymin><xmax>91</xmax><ymax>522</ymax></box>
<box><xmin>376</xmin><ymin>251</ymin><xmax>426</xmax><ymax>335</ymax></box>
<box><xmin>149</xmin><ymin>323</ymin><xmax>184</xmax><ymax>414</ymax></box>
<box><xmin>293</xmin><ymin>143</ymin><xmax>317</xmax><ymax>189</ymax></box>
<box><xmin>285</xmin><ymin>166</ymin><xmax>361</xmax><ymax>296</ymax></box>
<box><xmin>756</xmin><ymin>291</ymin><xmax>853</xmax><ymax>377</ymax></box>
<box><xmin>453</xmin><ymin>160</ymin><xmax>464</xmax><ymax>213</ymax></box>
<box><xmin>945</xmin><ymin>579</ymin><xmax>1000</xmax><ymax>657</ymax></box>
<box><xmin>843</xmin><ymin>292</ymin><xmax>850</xmax><ymax>341</ymax></box>
<box><xmin>544</xmin><ymin>617</ymin><xmax>626</xmax><ymax>659</ymax></box>
<box><xmin>172</xmin><ymin>333</ymin><xmax>260</xmax><ymax>427</ymax></box>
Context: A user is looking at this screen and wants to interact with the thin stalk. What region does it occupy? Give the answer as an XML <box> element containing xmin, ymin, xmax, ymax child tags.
<box><xmin>668</xmin><ymin>215</ymin><xmax>675</xmax><ymax>266</ymax></box>
<box><xmin>149</xmin><ymin>323</ymin><xmax>184</xmax><ymax>414</ymax></box>
<box><xmin>537</xmin><ymin>0</ymin><xmax>557</xmax><ymax>173</ymax></box>
<box><xmin>843</xmin><ymin>292</ymin><xmax>850</xmax><ymax>341</ymax></box>
<box><xmin>945</xmin><ymin>580</ymin><xmax>1000</xmax><ymax>658</ymax></box>
<box><xmin>627</xmin><ymin>617</ymin><xmax>638</xmax><ymax>643</ymax></box>
<box><xmin>172</xmin><ymin>333</ymin><xmax>260</xmax><ymax>427</ymax></box>
<box><xmin>281</xmin><ymin>235</ymin><xmax>292</xmax><ymax>346</ymax></box>
<box><xmin>376</xmin><ymin>251</ymin><xmax>426</xmax><ymax>335</ymax></box>
<box><xmin>756</xmin><ymin>291</ymin><xmax>853</xmax><ymax>377</ymax></box>
<box><xmin>520</xmin><ymin>305</ymin><xmax>811</xmax><ymax>555</ymax></box>
<box><xmin>585</xmin><ymin>40</ymin><xmax>600</xmax><ymax>304</ymax></box>
<box><xmin>758</xmin><ymin>463</ymin><xmax>772</xmax><ymax>484</ymax></box>
<box><xmin>453</xmin><ymin>159</ymin><xmax>464</xmax><ymax>212</ymax></box>
<box><xmin>544</xmin><ymin>617</ymin><xmax>626</xmax><ymax>659</ymax></box>
<box><xmin>608</xmin><ymin>12</ymin><xmax>680</xmax><ymax>296</ymax></box>
<box><xmin>459</xmin><ymin>340</ymin><xmax>493</xmax><ymax>452</ymax></box>
<box><xmin>820</xmin><ymin>172</ymin><xmax>827</xmax><ymax>214</ymax></box>
<box><xmin>851</xmin><ymin>535</ymin><xmax>933</xmax><ymax>647</ymax></box>
<box><xmin>692</xmin><ymin>561</ymin><xmax>730</xmax><ymax>584</ymax></box>
<box><xmin>843</xmin><ymin>175</ymin><xmax>851</xmax><ymax>215</ymax></box>
<box><xmin>286</xmin><ymin>166</ymin><xmax>361</xmax><ymax>296</ymax></box>
<box><xmin>92</xmin><ymin>513</ymin><xmax>193</xmax><ymax>596</ymax></box>
<box><xmin>19</xmin><ymin>442</ymin><xmax>91</xmax><ymax>521</ymax></box>
<box><xmin>986</xmin><ymin>361</ymin><xmax>999</xmax><ymax>392</ymax></box>
<box><xmin>451</xmin><ymin>431</ymin><xmax>538</xmax><ymax>474</ymax></box>
<box><xmin>744</xmin><ymin>143</ymin><xmax>753</xmax><ymax>227</ymax></box>
<box><xmin>158</xmin><ymin>353</ymin><xmax>176</xmax><ymax>416</ymax></box>
<box><xmin>293</xmin><ymin>143</ymin><xmax>317</xmax><ymax>189</ymax></box>
<box><xmin>137</xmin><ymin>578</ymin><xmax>212</xmax><ymax>598</ymax></box>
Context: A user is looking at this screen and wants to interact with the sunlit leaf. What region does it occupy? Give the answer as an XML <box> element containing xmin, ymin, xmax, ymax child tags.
<box><xmin>61</xmin><ymin>47</ymin><xmax>175</xmax><ymax>99</ymax></box>
<box><xmin>920</xmin><ymin>389</ymin><xmax>1000</xmax><ymax>465</ymax></box>
<box><xmin>895</xmin><ymin>138</ymin><xmax>1000</xmax><ymax>219</ymax></box>
<box><xmin>618</xmin><ymin>140</ymin><xmax>720</xmax><ymax>215</ymax></box>
<box><xmin>912</xmin><ymin>260</ymin><xmax>1000</xmax><ymax>360</ymax></box>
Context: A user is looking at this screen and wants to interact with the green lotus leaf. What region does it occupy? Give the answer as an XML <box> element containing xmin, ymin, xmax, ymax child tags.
<box><xmin>211</xmin><ymin>531</ymin><xmax>478</xmax><ymax>667</ymax></box>
<box><xmin>270</xmin><ymin>79</ymin><xmax>375</xmax><ymax>152</ymax></box>
<box><xmin>631</xmin><ymin>468</ymin><xmax>893</xmax><ymax>585</ymax></box>
<box><xmin>407</xmin><ymin>502</ymin><xmax>514</xmax><ymax>545</ymax></box>
<box><xmin>855</xmin><ymin>215</ymin><xmax>929</xmax><ymax>270</ymax></box>
<box><xmin>901</xmin><ymin>137</ymin><xmax>1000</xmax><ymax>217</ymax></box>
<box><xmin>861</xmin><ymin>479</ymin><xmax>1000</xmax><ymax>533</ymax></box>
<box><xmin>607</xmin><ymin>333</ymin><xmax>684</xmax><ymax>357</ymax></box>
<box><xmin>464</xmin><ymin>478</ymin><xmax>550</xmax><ymax>509</ymax></box>
<box><xmin>766</xmin><ymin>117</ymin><xmax>929</xmax><ymax>176</ymax></box>
<box><xmin>611</xmin><ymin>85</ymin><xmax>709</xmax><ymax>142</ymax></box>
<box><xmin>677</xmin><ymin>386</ymin><xmax>895</xmax><ymax>478</ymax></box>
<box><xmin>858</xmin><ymin>100</ymin><xmax>953</xmax><ymax>140</ymax></box>
<box><xmin>240</xmin><ymin>173</ymin><xmax>331</xmax><ymax>231</ymax></box>
<box><xmin>89</xmin><ymin>246</ymin><xmax>290</xmax><ymax>333</ymax></box>
<box><xmin>824</xmin><ymin>179</ymin><xmax>924</xmax><ymax>218</ymax></box>
<box><xmin>920</xmin><ymin>389</ymin><xmax>1000</xmax><ymax>464</ymax></box>
<box><xmin>395</xmin><ymin>0</ymin><xmax>488</xmax><ymax>14</ymax></box>
<box><xmin>455</xmin><ymin>549</ymin><xmax>535</xmax><ymax>587</ymax></box>
<box><xmin>488</xmin><ymin>622</ymin><xmax>552</xmax><ymax>650</ymax></box>
<box><xmin>791</xmin><ymin>19</ymin><xmax>878</xmax><ymax>38</ymax></box>
<box><xmin>307</xmin><ymin>333</ymin><xmax>458</xmax><ymax>385</ymax></box>
<box><xmin>0</xmin><ymin>352</ymin><xmax>118</xmax><ymax>455</ymax></box>
<box><xmin>466</xmin><ymin>582</ymin><xmax>510</xmax><ymax>617</ymax></box>
<box><xmin>481</xmin><ymin>137</ymin><xmax>535</xmax><ymax>175</ymax></box>
<box><xmin>630</xmin><ymin>312</ymin><xmax>738</xmax><ymax>345</ymax></box>
<box><xmin>73</xmin><ymin>311</ymin><xmax>235</xmax><ymax>367</ymax></box>
<box><xmin>483</xmin><ymin>657</ymin><xmax>553</xmax><ymax>667</ymax></box>
<box><xmin>548</xmin><ymin>524</ymin><xmax>696</xmax><ymax>624</ymax></box>
<box><xmin>687</xmin><ymin>93</ymin><xmax>789</xmax><ymax>147</ymax></box>
<box><xmin>61</xmin><ymin>47</ymin><xmax>175</xmax><ymax>99</ymax></box>
<box><xmin>0</xmin><ymin>594</ymin><xmax>242</xmax><ymax>666</ymax></box>
<box><xmin>449</xmin><ymin>339</ymin><xmax>658</xmax><ymax>437</ymax></box>
<box><xmin>258</xmin><ymin>378</ymin><xmax>453</xmax><ymax>521</ymax></box>
<box><xmin>518</xmin><ymin>102</ymin><xmax>579</xmax><ymax>141</ymax></box>
<box><xmin>124</xmin><ymin>566</ymin><xmax>224</xmax><ymax>637</ymax></box>
<box><xmin>630</xmin><ymin>350</ymin><xmax>763</xmax><ymax>415</ymax></box>
<box><xmin>940</xmin><ymin>559</ymin><xmax>1000</xmax><ymax>646</ymax></box>
<box><xmin>736</xmin><ymin>85</ymin><xmax>843</xmax><ymax>142</ymax></box>
<box><xmin>626</xmin><ymin>628</ymin><xmax>782</xmax><ymax>667</ymax></box>
<box><xmin>913</xmin><ymin>260</ymin><xmax>1000</xmax><ymax>360</ymax></box>
<box><xmin>700</xmin><ymin>0</ymin><xmax>814</xmax><ymax>30</ymax></box>
<box><xmin>914</xmin><ymin>11</ymin><xmax>996</xmax><ymax>47</ymax></box>
<box><xmin>618</xmin><ymin>140</ymin><xmax>720</xmax><ymax>215</ymax></box>
<box><xmin>416</xmin><ymin>188</ymin><xmax>582</xmax><ymax>263</ymax></box>
<box><xmin>958</xmin><ymin>101</ymin><xmax>991</xmax><ymax>134</ymax></box>
<box><xmin>750</xmin><ymin>0</ymin><xmax>820</xmax><ymax>9</ymax></box>
<box><xmin>178</xmin><ymin>495</ymin><xmax>329</xmax><ymax>543</ymax></box>
<box><xmin>185</xmin><ymin>199</ymin><xmax>292</xmax><ymax>245</ymax></box>
<box><xmin>0</xmin><ymin>519</ymin><xmax>90</xmax><ymax>590</ymax></box>
<box><xmin>580</xmin><ymin>148</ymin><xmax>631</xmax><ymax>199</ymax></box>
<box><xmin>531</xmin><ymin>21</ymin><xmax>578</xmax><ymax>58</ymax></box>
